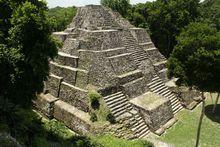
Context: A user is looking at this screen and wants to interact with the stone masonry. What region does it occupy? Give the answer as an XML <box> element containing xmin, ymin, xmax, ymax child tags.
<box><xmin>36</xmin><ymin>5</ymin><xmax>184</xmax><ymax>138</ymax></box>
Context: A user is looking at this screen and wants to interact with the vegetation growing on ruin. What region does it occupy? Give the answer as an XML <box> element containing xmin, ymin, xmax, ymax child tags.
<box><xmin>88</xmin><ymin>90</ymin><xmax>112</xmax><ymax>123</ymax></box>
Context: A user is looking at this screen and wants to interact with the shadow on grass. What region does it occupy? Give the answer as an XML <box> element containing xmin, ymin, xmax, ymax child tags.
<box><xmin>205</xmin><ymin>104</ymin><xmax>220</xmax><ymax>123</ymax></box>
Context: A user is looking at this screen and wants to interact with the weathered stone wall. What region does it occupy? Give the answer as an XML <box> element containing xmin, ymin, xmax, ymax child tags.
<box><xmin>108</xmin><ymin>53</ymin><xmax>137</xmax><ymax>75</ymax></box>
<box><xmin>123</xmin><ymin>78</ymin><xmax>149</xmax><ymax>98</ymax></box>
<box><xmin>45</xmin><ymin>75</ymin><xmax>63</xmax><ymax>98</ymax></box>
<box><xmin>84</xmin><ymin>30</ymin><xmax>124</xmax><ymax>50</ymax></box>
<box><xmin>137</xmin><ymin>99</ymin><xmax>174</xmax><ymax>132</ymax></box>
<box><xmin>59</xmin><ymin>82</ymin><xmax>89</xmax><ymax>112</ymax></box>
<box><xmin>34</xmin><ymin>94</ymin><xmax>59</xmax><ymax>118</ymax></box>
<box><xmin>88</xmin><ymin>52</ymin><xmax>119</xmax><ymax>89</ymax></box>
<box><xmin>130</xmin><ymin>28</ymin><xmax>151</xmax><ymax>43</ymax></box>
<box><xmin>49</xmin><ymin>62</ymin><xmax>77</xmax><ymax>86</ymax></box>
<box><xmin>53</xmin><ymin>100</ymin><xmax>92</xmax><ymax>135</ymax></box>
<box><xmin>35</xmin><ymin>94</ymin><xmax>92</xmax><ymax>135</ymax></box>
<box><xmin>69</xmin><ymin>5</ymin><xmax>120</xmax><ymax>30</ymax></box>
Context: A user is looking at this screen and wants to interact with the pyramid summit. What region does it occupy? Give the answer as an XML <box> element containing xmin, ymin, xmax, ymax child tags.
<box><xmin>36</xmin><ymin>5</ymin><xmax>184</xmax><ymax>139</ymax></box>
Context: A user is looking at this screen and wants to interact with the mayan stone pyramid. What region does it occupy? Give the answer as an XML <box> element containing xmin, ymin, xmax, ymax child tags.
<box><xmin>38</xmin><ymin>5</ymin><xmax>183</xmax><ymax>138</ymax></box>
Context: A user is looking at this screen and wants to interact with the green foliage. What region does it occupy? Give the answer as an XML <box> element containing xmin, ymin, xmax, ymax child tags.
<box><xmin>0</xmin><ymin>0</ymin><xmax>58</xmax><ymax>108</ymax></box>
<box><xmin>168</xmin><ymin>22</ymin><xmax>220</xmax><ymax>92</ymax></box>
<box><xmin>90</xmin><ymin>112</ymin><xmax>98</xmax><ymax>122</ymax></box>
<box><xmin>106</xmin><ymin>112</ymin><xmax>116</xmax><ymax>124</ymax></box>
<box><xmin>89</xmin><ymin>90</ymin><xmax>101</xmax><ymax>110</ymax></box>
<box><xmin>129</xmin><ymin>0</ymin><xmax>200</xmax><ymax>57</ymax></box>
<box><xmin>47</xmin><ymin>6</ymin><xmax>77</xmax><ymax>32</ymax></box>
<box><xmin>101</xmin><ymin>0</ymin><xmax>131</xmax><ymax>17</ymax></box>
<box><xmin>200</xmin><ymin>0</ymin><xmax>220</xmax><ymax>30</ymax></box>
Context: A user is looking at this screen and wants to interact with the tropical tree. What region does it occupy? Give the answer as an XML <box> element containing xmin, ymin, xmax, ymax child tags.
<box><xmin>47</xmin><ymin>6</ymin><xmax>77</xmax><ymax>32</ymax></box>
<box><xmin>0</xmin><ymin>0</ymin><xmax>58</xmax><ymax>110</ymax></box>
<box><xmin>146</xmin><ymin>0</ymin><xmax>200</xmax><ymax>57</ymax></box>
<box><xmin>101</xmin><ymin>0</ymin><xmax>131</xmax><ymax>17</ymax></box>
<box><xmin>167</xmin><ymin>22</ymin><xmax>220</xmax><ymax>147</ymax></box>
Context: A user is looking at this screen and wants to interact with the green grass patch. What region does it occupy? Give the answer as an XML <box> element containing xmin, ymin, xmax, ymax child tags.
<box><xmin>160</xmin><ymin>93</ymin><xmax>220</xmax><ymax>147</ymax></box>
<box><xmin>92</xmin><ymin>134</ymin><xmax>154</xmax><ymax>147</ymax></box>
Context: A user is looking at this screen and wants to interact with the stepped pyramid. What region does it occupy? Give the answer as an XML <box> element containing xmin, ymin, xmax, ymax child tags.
<box><xmin>40</xmin><ymin>5</ymin><xmax>183</xmax><ymax>138</ymax></box>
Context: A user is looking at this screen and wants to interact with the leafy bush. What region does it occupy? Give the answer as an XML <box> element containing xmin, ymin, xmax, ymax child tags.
<box><xmin>106</xmin><ymin>112</ymin><xmax>116</xmax><ymax>124</ymax></box>
<box><xmin>89</xmin><ymin>91</ymin><xmax>102</xmax><ymax>110</ymax></box>
<box><xmin>90</xmin><ymin>112</ymin><xmax>98</xmax><ymax>122</ymax></box>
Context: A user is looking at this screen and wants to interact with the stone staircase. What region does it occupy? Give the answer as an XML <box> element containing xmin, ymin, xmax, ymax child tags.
<box><xmin>128</xmin><ymin>109</ymin><xmax>150</xmax><ymax>138</ymax></box>
<box><xmin>123</xmin><ymin>32</ymin><xmax>149</xmax><ymax>66</ymax></box>
<box><xmin>103</xmin><ymin>91</ymin><xmax>132</xmax><ymax>119</ymax></box>
<box><xmin>103</xmin><ymin>91</ymin><xmax>150</xmax><ymax>138</ymax></box>
<box><xmin>147</xmin><ymin>75</ymin><xmax>182</xmax><ymax>114</ymax></box>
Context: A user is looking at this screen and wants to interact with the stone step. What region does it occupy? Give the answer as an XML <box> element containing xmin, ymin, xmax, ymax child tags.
<box><xmin>147</xmin><ymin>78</ymin><xmax>161</xmax><ymax>87</ymax></box>
<box><xmin>153</xmin><ymin>61</ymin><xmax>167</xmax><ymax>71</ymax></box>
<box><xmin>160</xmin><ymin>89</ymin><xmax>172</xmax><ymax>97</ymax></box>
<box><xmin>104</xmin><ymin>91</ymin><xmax>123</xmax><ymax>98</ymax></box>
<box><xmin>139</xmin><ymin>42</ymin><xmax>154</xmax><ymax>49</ymax></box>
<box><xmin>145</xmin><ymin>47</ymin><xmax>157</xmax><ymax>52</ymax></box>
<box><xmin>50</xmin><ymin>62</ymin><xmax>87</xmax><ymax>85</ymax></box>
<box><xmin>173</xmin><ymin>106</ymin><xmax>183</xmax><ymax>114</ymax></box>
<box><xmin>107</xmin><ymin>97</ymin><xmax>127</xmax><ymax>107</ymax></box>
<box><xmin>150</xmin><ymin>82</ymin><xmax>166</xmax><ymax>91</ymax></box>
<box><xmin>104</xmin><ymin>93</ymin><xmax>124</xmax><ymax>102</ymax></box>
<box><xmin>171</xmin><ymin>100</ymin><xmax>181</xmax><ymax>109</ymax></box>
<box><xmin>150</xmin><ymin>85</ymin><xmax>167</xmax><ymax>95</ymax></box>
<box><xmin>135</xmin><ymin>123</ymin><xmax>148</xmax><ymax>134</ymax></box>
<box><xmin>107</xmin><ymin>53</ymin><xmax>132</xmax><ymax>59</ymax></box>
<box><xmin>110</xmin><ymin>102</ymin><xmax>129</xmax><ymax>112</ymax></box>
<box><xmin>133</xmin><ymin>55</ymin><xmax>149</xmax><ymax>61</ymax></box>
<box><xmin>138</xmin><ymin>128</ymin><xmax>150</xmax><ymax>138</ymax></box>
<box><xmin>103</xmin><ymin>47</ymin><xmax>126</xmax><ymax>57</ymax></box>
<box><xmin>162</xmin><ymin>90</ymin><xmax>173</xmax><ymax>97</ymax></box>
<box><xmin>170</xmin><ymin>97</ymin><xmax>179</xmax><ymax>104</ymax></box>
<box><xmin>118</xmin><ymin>70</ymin><xmax>143</xmax><ymax>84</ymax></box>
<box><xmin>56</xmin><ymin>52</ymin><xmax>79</xmax><ymax>68</ymax></box>
<box><xmin>156</xmin><ymin>87</ymin><xmax>170</xmax><ymax>95</ymax></box>
<box><xmin>132</xmin><ymin>121</ymin><xmax>146</xmax><ymax>132</ymax></box>
<box><xmin>112</xmin><ymin>105</ymin><xmax>128</xmax><ymax>117</ymax></box>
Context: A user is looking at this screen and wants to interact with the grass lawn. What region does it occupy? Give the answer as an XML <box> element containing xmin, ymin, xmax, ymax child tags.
<box><xmin>92</xmin><ymin>134</ymin><xmax>153</xmax><ymax>147</ymax></box>
<box><xmin>159</xmin><ymin>93</ymin><xmax>220</xmax><ymax>147</ymax></box>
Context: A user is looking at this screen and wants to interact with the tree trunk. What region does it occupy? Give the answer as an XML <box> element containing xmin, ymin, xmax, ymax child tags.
<box><xmin>212</xmin><ymin>93</ymin><xmax>220</xmax><ymax>113</ymax></box>
<box><xmin>195</xmin><ymin>92</ymin><xmax>205</xmax><ymax>147</ymax></box>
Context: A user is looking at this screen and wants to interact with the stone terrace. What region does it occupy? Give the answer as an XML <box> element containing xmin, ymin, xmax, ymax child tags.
<box><xmin>36</xmin><ymin>5</ymin><xmax>183</xmax><ymax>139</ymax></box>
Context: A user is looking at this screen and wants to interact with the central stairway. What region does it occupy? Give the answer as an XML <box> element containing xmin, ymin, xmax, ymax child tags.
<box><xmin>147</xmin><ymin>75</ymin><xmax>183</xmax><ymax>114</ymax></box>
<box><xmin>103</xmin><ymin>91</ymin><xmax>150</xmax><ymax>138</ymax></box>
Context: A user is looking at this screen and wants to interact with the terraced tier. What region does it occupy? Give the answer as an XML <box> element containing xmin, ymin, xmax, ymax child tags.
<box><xmin>147</xmin><ymin>76</ymin><xmax>183</xmax><ymax>114</ymax></box>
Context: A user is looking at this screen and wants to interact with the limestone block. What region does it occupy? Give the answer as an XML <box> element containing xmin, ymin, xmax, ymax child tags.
<box><xmin>34</xmin><ymin>94</ymin><xmax>59</xmax><ymax>119</ymax></box>
<box><xmin>88</xmin><ymin>53</ymin><xmax>119</xmax><ymax>89</ymax></box>
<box><xmin>49</xmin><ymin>62</ymin><xmax>77</xmax><ymax>85</ymax></box>
<box><xmin>45</xmin><ymin>74</ymin><xmax>63</xmax><ymax>98</ymax></box>
<box><xmin>53</xmin><ymin>100</ymin><xmax>92</xmax><ymax>135</ymax></box>
<box><xmin>130</xmin><ymin>92</ymin><xmax>174</xmax><ymax>132</ymax></box>
<box><xmin>108</xmin><ymin>53</ymin><xmax>137</xmax><ymax>75</ymax></box>
<box><xmin>56</xmin><ymin>52</ymin><xmax>78</xmax><ymax>68</ymax></box>
<box><xmin>123</xmin><ymin>77</ymin><xmax>149</xmax><ymax>99</ymax></box>
<box><xmin>130</xmin><ymin>28</ymin><xmax>151</xmax><ymax>43</ymax></box>
<box><xmin>59</xmin><ymin>82</ymin><xmax>89</xmax><ymax>112</ymax></box>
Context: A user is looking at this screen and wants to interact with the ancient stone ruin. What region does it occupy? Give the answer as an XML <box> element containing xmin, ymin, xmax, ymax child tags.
<box><xmin>36</xmin><ymin>5</ymin><xmax>184</xmax><ymax>139</ymax></box>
